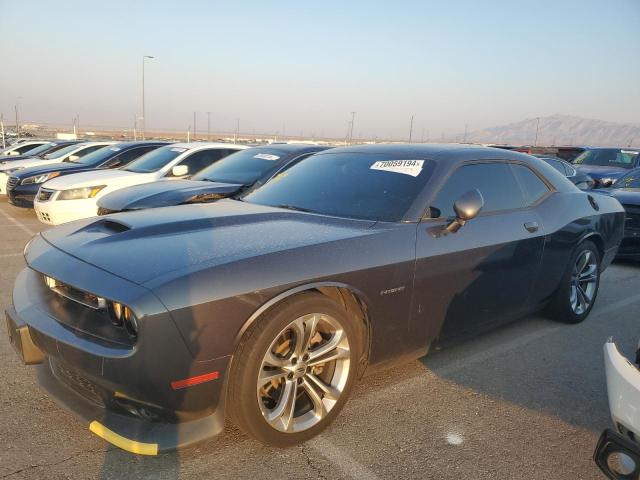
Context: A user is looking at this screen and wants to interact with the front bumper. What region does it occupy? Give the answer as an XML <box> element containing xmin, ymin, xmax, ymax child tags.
<box><xmin>34</xmin><ymin>196</ymin><xmax>99</xmax><ymax>225</ymax></box>
<box><xmin>594</xmin><ymin>429</ymin><xmax>640</xmax><ymax>479</ymax></box>
<box><xmin>6</xmin><ymin>241</ymin><xmax>229</xmax><ymax>453</ymax></box>
<box><xmin>604</xmin><ymin>340</ymin><xmax>640</xmax><ymax>437</ymax></box>
<box><xmin>0</xmin><ymin>171</ymin><xmax>8</xmax><ymax>194</ymax></box>
<box><xmin>7</xmin><ymin>183</ymin><xmax>38</xmax><ymax>208</ymax></box>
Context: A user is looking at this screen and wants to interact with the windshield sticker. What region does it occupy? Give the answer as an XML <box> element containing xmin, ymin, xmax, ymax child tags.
<box><xmin>621</xmin><ymin>150</ymin><xmax>638</xmax><ymax>155</ymax></box>
<box><xmin>254</xmin><ymin>153</ymin><xmax>280</xmax><ymax>161</ymax></box>
<box><xmin>171</xmin><ymin>148</ymin><xmax>187</xmax><ymax>153</ymax></box>
<box><xmin>109</xmin><ymin>147</ymin><xmax>121</xmax><ymax>152</ymax></box>
<box><xmin>370</xmin><ymin>160</ymin><xmax>424</xmax><ymax>177</ymax></box>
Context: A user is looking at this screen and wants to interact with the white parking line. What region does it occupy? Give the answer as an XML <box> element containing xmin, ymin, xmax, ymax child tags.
<box><xmin>0</xmin><ymin>253</ymin><xmax>23</xmax><ymax>258</ymax></box>
<box><xmin>308</xmin><ymin>437</ymin><xmax>382</xmax><ymax>480</ymax></box>
<box><xmin>0</xmin><ymin>209</ymin><xmax>37</xmax><ymax>236</ymax></box>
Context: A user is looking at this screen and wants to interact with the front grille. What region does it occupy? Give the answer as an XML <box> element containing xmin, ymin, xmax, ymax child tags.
<box><xmin>50</xmin><ymin>359</ymin><xmax>105</xmax><ymax>407</ymax></box>
<box><xmin>7</xmin><ymin>176</ymin><xmax>18</xmax><ymax>190</ymax></box>
<box><xmin>623</xmin><ymin>204</ymin><xmax>640</xmax><ymax>231</ymax></box>
<box><xmin>37</xmin><ymin>188</ymin><xmax>54</xmax><ymax>202</ymax></box>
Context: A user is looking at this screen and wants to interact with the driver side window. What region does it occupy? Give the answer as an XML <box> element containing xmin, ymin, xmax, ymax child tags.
<box><xmin>168</xmin><ymin>149</ymin><xmax>228</xmax><ymax>177</ymax></box>
<box><xmin>431</xmin><ymin>162</ymin><xmax>525</xmax><ymax>218</ymax></box>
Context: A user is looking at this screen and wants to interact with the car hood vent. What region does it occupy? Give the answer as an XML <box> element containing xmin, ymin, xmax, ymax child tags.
<box><xmin>80</xmin><ymin>219</ymin><xmax>132</xmax><ymax>234</ymax></box>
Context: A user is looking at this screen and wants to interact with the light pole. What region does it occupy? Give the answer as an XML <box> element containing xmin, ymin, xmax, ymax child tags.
<box><xmin>14</xmin><ymin>96</ymin><xmax>22</xmax><ymax>139</ymax></box>
<box><xmin>349</xmin><ymin>112</ymin><xmax>356</xmax><ymax>145</ymax></box>
<box><xmin>141</xmin><ymin>55</ymin><xmax>154</xmax><ymax>139</ymax></box>
<box><xmin>207</xmin><ymin>111</ymin><xmax>211</xmax><ymax>140</ymax></box>
<box><xmin>534</xmin><ymin>117</ymin><xmax>540</xmax><ymax>146</ymax></box>
<box><xmin>193</xmin><ymin>111</ymin><xmax>197</xmax><ymax>141</ymax></box>
<box><xmin>408</xmin><ymin>115</ymin><xmax>414</xmax><ymax>143</ymax></box>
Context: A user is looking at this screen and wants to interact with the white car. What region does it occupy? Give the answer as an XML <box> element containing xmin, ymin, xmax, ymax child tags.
<box><xmin>0</xmin><ymin>142</ymin><xmax>113</xmax><ymax>194</ymax></box>
<box><xmin>34</xmin><ymin>142</ymin><xmax>247</xmax><ymax>225</ymax></box>
<box><xmin>0</xmin><ymin>140</ymin><xmax>50</xmax><ymax>157</ymax></box>
<box><xmin>594</xmin><ymin>339</ymin><xmax>640</xmax><ymax>479</ymax></box>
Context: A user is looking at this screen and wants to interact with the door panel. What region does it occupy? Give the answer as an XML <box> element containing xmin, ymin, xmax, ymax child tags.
<box><xmin>411</xmin><ymin>210</ymin><xmax>545</xmax><ymax>347</ymax></box>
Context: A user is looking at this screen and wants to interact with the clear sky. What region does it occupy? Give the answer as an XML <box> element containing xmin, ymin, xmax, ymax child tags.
<box><xmin>0</xmin><ymin>0</ymin><xmax>638</xmax><ymax>139</ymax></box>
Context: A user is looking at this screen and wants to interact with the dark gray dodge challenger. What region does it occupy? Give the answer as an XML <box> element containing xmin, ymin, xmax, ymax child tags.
<box><xmin>5</xmin><ymin>144</ymin><xmax>624</xmax><ymax>454</ymax></box>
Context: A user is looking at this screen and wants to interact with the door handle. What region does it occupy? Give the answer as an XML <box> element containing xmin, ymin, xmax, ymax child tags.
<box><xmin>524</xmin><ymin>221</ymin><xmax>539</xmax><ymax>233</ymax></box>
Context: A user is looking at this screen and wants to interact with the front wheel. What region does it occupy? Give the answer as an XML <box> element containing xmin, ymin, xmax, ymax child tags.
<box><xmin>548</xmin><ymin>240</ymin><xmax>600</xmax><ymax>324</ymax></box>
<box><xmin>228</xmin><ymin>292</ymin><xmax>361</xmax><ymax>446</ymax></box>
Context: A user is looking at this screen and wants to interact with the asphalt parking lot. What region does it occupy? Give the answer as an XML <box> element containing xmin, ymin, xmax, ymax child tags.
<box><xmin>0</xmin><ymin>201</ymin><xmax>637</xmax><ymax>479</ymax></box>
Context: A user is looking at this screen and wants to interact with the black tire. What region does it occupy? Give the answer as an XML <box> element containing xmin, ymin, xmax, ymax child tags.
<box><xmin>547</xmin><ymin>240</ymin><xmax>601</xmax><ymax>324</ymax></box>
<box><xmin>228</xmin><ymin>292</ymin><xmax>362</xmax><ymax>447</ymax></box>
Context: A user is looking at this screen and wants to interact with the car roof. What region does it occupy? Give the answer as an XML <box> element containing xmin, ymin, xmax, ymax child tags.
<box><xmin>168</xmin><ymin>142</ymin><xmax>241</xmax><ymax>149</ymax></box>
<box><xmin>315</xmin><ymin>143</ymin><xmax>533</xmax><ymax>163</ymax></box>
<box><xmin>108</xmin><ymin>140</ymin><xmax>172</xmax><ymax>149</ymax></box>
<box><xmin>250</xmin><ymin>143</ymin><xmax>330</xmax><ymax>154</ymax></box>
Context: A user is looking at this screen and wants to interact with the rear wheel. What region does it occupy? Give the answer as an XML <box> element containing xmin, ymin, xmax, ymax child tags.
<box><xmin>228</xmin><ymin>292</ymin><xmax>361</xmax><ymax>446</ymax></box>
<box><xmin>548</xmin><ymin>240</ymin><xmax>600</xmax><ymax>324</ymax></box>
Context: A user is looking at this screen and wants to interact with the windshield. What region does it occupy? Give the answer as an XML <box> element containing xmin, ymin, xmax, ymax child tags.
<box><xmin>614</xmin><ymin>170</ymin><xmax>640</xmax><ymax>189</ymax></box>
<box><xmin>44</xmin><ymin>143</ymin><xmax>84</xmax><ymax>160</ymax></box>
<box><xmin>123</xmin><ymin>146</ymin><xmax>186</xmax><ymax>173</ymax></box>
<box><xmin>573</xmin><ymin>149</ymin><xmax>639</xmax><ymax>169</ymax></box>
<box><xmin>193</xmin><ymin>148</ymin><xmax>289</xmax><ymax>184</ymax></box>
<box><xmin>68</xmin><ymin>145</ymin><xmax>121</xmax><ymax>165</ymax></box>
<box><xmin>241</xmin><ymin>152</ymin><xmax>434</xmax><ymax>222</ymax></box>
<box><xmin>12</xmin><ymin>142</ymin><xmax>56</xmax><ymax>157</ymax></box>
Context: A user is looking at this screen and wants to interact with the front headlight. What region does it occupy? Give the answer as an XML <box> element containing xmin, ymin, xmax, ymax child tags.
<box><xmin>109</xmin><ymin>301</ymin><xmax>139</xmax><ymax>338</ymax></box>
<box><xmin>21</xmin><ymin>171</ymin><xmax>60</xmax><ymax>185</ymax></box>
<box><xmin>57</xmin><ymin>185</ymin><xmax>106</xmax><ymax>200</ymax></box>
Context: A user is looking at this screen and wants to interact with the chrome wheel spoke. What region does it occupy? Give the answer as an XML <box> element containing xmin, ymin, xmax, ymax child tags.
<box><xmin>259</xmin><ymin>367</ymin><xmax>287</xmax><ymax>385</ymax></box>
<box><xmin>307</xmin><ymin>329</ymin><xmax>347</xmax><ymax>366</ymax></box>
<box><xmin>266</xmin><ymin>379</ymin><xmax>298</xmax><ymax>431</ymax></box>
<box><xmin>294</xmin><ymin>314</ymin><xmax>320</xmax><ymax>357</ymax></box>
<box><xmin>302</xmin><ymin>377</ymin><xmax>328</xmax><ymax>419</ymax></box>
<box><xmin>263</xmin><ymin>349</ymin><xmax>288</xmax><ymax>368</ymax></box>
<box><xmin>576</xmin><ymin>250</ymin><xmax>591</xmax><ymax>274</ymax></box>
<box><xmin>305</xmin><ymin>372</ymin><xmax>340</xmax><ymax>401</ymax></box>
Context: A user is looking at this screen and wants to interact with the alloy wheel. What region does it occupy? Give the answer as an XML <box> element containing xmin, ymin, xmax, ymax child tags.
<box><xmin>257</xmin><ymin>313</ymin><xmax>351</xmax><ymax>433</ymax></box>
<box><xmin>570</xmin><ymin>249</ymin><xmax>598</xmax><ymax>315</ymax></box>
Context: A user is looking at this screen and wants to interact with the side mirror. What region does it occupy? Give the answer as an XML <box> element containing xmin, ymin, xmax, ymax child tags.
<box><xmin>171</xmin><ymin>165</ymin><xmax>189</xmax><ymax>177</ymax></box>
<box><xmin>8</xmin><ymin>151</ymin><xmax>19</xmax><ymax>156</ymax></box>
<box><xmin>68</xmin><ymin>155</ymin><xmax>79</xmax><ymax>162</ymax></box>
<box><xmin>446</xmin><ymin>189</ymin><xmax>484</xmax><ymax>233</ymax></box>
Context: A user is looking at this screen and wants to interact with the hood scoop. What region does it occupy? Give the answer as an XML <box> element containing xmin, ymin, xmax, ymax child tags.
<box><xmin>80</xmin><ymin>219</ymin><xmax>131</xmax><ymax>234</ymax></box>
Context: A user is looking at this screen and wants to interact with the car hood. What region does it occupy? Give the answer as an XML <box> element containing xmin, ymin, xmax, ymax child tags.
<box><xmin>97</xmin><ymin>180</ymin><xmax>245</xmax><ymax>211</ymax></box>
<box><xmin>0</xmin><ymin>154</ymin><xmax>37</xmax><ymax>163</ymax></box>
<box><xmin>602</xmin><ymin>188</ymin><xmax>640</xmax><ymax>206</ymax></box>
<box><xmin>574</xmin><ymin>165</ymin><xmax>629</xmax><ymax>179</ymax></box>
<box><xmin>43</xmin><ymin>169</ymin><xmax>153</xmax><ymax>190</ymax></box>
<box><xmin>14</xmin><ymin>161</ymin><xmax>96</xmax><ymax>179</ymax></box>
<box><xmin>39</xmin><ymin>199</ymin><xmax>377</xmax><ymax>285</ymax></box>
<box><xmin>0</xmin><ymin>158</ymin><xmax>53</xmax><ymax>172</ymax></box>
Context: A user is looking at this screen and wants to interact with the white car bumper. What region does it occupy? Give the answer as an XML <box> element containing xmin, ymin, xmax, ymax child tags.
<box><xmin>605</xmin><ymin>340</ymin><xmax>640</xmax><ymax>436</ymax></box>
<box><xmin>34</xmin><ymin>196</ymin><xmax>99</xmax><ymax>225</ymax></box>
<box><xmin>0</xmin><ymin>171</ymin><xmax>9</xmax><ymax>194</ymax></box>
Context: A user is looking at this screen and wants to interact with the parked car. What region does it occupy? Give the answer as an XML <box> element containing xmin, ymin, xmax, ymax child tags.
<box><xmin>533</xmin><ymin>155</ymin><xmax>595</xmax><ymax>190</ymax></box>
<box><xmin>7</xmin><ymin>141</ymin><xmax>169</xmax><ymax>208</ymax></box>
<box><xmin>0</xmin><ymin>142</ymin><xmax>113</xmax><ymax>194</ymax></box>
<box><xmin>96</xmin><ymin>143</ymin><xmax>329</xmax><ymax>215</ymax></box>
<box><xmin>0</xmin><ymin>140</ymin><xmax>86</xmax><ymax>165</ymax></box>
<box><xmin>34</xmin><ymin>142</ymin><xmax>247</xmax><ymax>225</ymax></box>
<box><xmin>574</xmin><ymin>148</ymin><xmax>640</xmax><ymax>187</ymax></box>
<box><xmin>593</xmin><ymin>338</ymin><xmax>640</xmax><ymax>479</ymax></box>
<box><xmin>5</xmin><ymin>144</ymin><xmax>624</xmax><ymax>454</ymax></box>
<box><xmin>0</xmin><ymin>140</ymin><xmax>50</xmax><ymax>158</ymax></box>
<box><xmin>594</xmin><ymin>168</ymin><xmax>640</xmax><ymax>259</ymax></box>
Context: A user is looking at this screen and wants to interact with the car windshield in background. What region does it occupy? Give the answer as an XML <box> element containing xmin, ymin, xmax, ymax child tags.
<box><xmin>123</xmin><ymin>146</ymin><xmax>185</xmax><ymax>173</ymax></box>
<box><xmin>573</xmin><ymin>149</ymin><xmax>639</xmax><ymax>169</ymax></box>
<box><xmin>43</xmin><ymin>144</ymin><xmax>83</xmax><ymax>160</ymax></box>
<box><xmin>14</xmin><ymin>142</ymin><xmax>56</xmax><ymax>157</ymax></box>
<box><xmin>67</xmin><ymin>145</ymin><xmax>119</xmax><ymax>165</ymax></box>
<box><xmin>193</xmin><ymin>149</ymin><xmax>289</xmax><ymax>184</ymax></box>
<box><xmin>613</xmin><ymin>171</ymin><xmax>640</xmax><ymax>189</ymax></box>
<box><xmin>242</xmin><ymin>153</ymin><xmax>433</xmax><ymax>222</ymax></box>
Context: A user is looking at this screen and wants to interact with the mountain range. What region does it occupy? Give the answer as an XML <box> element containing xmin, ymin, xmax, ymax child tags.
<box><xmin>464</xmin><ymin>114</ymin><xmax>639</xmax><ymax>147</ymax></box>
